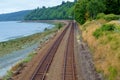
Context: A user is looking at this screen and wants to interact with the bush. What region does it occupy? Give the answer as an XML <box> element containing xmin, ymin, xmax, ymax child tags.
<box><xmin>104</xmin><ymin>14</ymin><xmax>120</xmax><ymax>21</ymax></box>
<box><xmin>93</xmin><ymin>29</ymin><xmax>103</xmax><ymax>39</ymax></box>
<box><xmin>58</xmin><ymin>23</ymin><xmax>63</xmax><ymax>29</ymax></box>
<box><xmin>96</xmin><ymin>13</ymin><xmax>120</xmax><ymax>21</ymax></box>
<box><xmin>101</xmin><ymin>24</ymin><xmax>116</xmax><ymax>31</ymax></box>
<box><xmin>96</xmin><ymin>13</ymin><xmax>105</xmax><ymax>19</ymax></box>
<box><xmin>93</xmin><ymin>24</ymin><xmax>116</xmax><ymax>38</ymax></box>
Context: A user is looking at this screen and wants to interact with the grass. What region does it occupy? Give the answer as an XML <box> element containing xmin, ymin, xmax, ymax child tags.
<box><xmin>3</xmin><ymin>70</ymin><xmax>13</xmax><ymax>80</ymax></box>
<box><xmin>96</xmin><ymin>13</ymin><xmax>120</xmax><ymax>21</ymax></box>
<box><xmin>80</xmin><ymin>19</ymin><xmax>120</xmax><ymax>80</ymax></box>
<box><xmin>108</xmin><ymin>66</ymin><xmax>118</xmax><ymax>80</ymax></box>
<box><xmin>93</xmin><ymin>24</ymin><xmax>116</xmax><ymax>39</ymax></box>
<box><xmin>22</xmin><ymin>51</ymin><xmax>37</xmax><ymax>63</ymax></box>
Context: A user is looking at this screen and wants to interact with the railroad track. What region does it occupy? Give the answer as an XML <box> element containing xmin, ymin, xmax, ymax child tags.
<box><xmin>30</xmin><ymin>22</ymin><xmax>71</xmax><ymax>80</ymax></box>
<box><xmin>63</xmin><ymin>22</ymin><xmax>77</xmax><ymax>80</ymax></box>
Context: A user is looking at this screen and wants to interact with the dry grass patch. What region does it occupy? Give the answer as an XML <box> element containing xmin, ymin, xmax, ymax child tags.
<box><xmin>80</xmin><ymin>20</ymin><xmax>120</xmax><ymax>80</ymax></box>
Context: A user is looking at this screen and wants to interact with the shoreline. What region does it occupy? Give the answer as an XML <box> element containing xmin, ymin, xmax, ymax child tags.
<box><xmin>0</xmin><ymin>20</ymin><xmax>65</xmax><ymax>79</ymax></box>
<box><xmin>0</xmin><ymin>21</ymin><xmax>57</xmax><ymax>57</ymax></box>
<box><xmin>0</xmin><ymin>21</ymin><xmax>54</xmax><ymax>43</ymax></box>
<box><xmin>0</xmin><ymin>32</ymin><xmax>55</xmax><ymax>78</ymax></box>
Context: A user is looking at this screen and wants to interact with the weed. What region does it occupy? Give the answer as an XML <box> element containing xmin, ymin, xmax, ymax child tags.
<box><xmin>104</xmin><ymin>14</ymin><xmax>120</xmax><ymax>21</ymax></box>
<box><xmin>107</xmin><ymin>35</ymin><xmax>113</xmax><ymax>42</ymax></box>
<box><xmin>93</xmin><ymin>24</ymin><xmax>116</xmax><ymax>38</ymax></box>
<box><xmin>96</xmin><ymin>13</ymin><xmax>105</xmax><ymax>19</ymax></box>
<box><xmin>3</xmin><ymin>70</ymin><xmax>13</xmax><ymax>80</ymax></box>
<box><xmin>96</xmin><ymin>13</ymin><xmax>120</xmax><ymax>21</ymax></box>
<box><xmin>108</xmin><ymin>66</ymin><xmax>118</xmax><ymax>80</ymax></box>
<box><xmin>22</xmin><ymin>52</ymin><xmax>37</xmax><ymax>63</ymax></box>
<box><xmin>93</xmin><ymin>29</ymin><xmax>103</xmax><ymax>39</ymax></box>
<box><xmin>101</xmin><ymin>24</ymin><xmax>115</xmax><ymax>31</ymax></box>
<box><xmin>111</xmin><ymin>41</ymin><xmax>119</xmax><ymax>50</ymax></box>
<box><xmin>57</xmin><ymin>23</ymin><xmax>63</xmax><ymax>29</ymax></box>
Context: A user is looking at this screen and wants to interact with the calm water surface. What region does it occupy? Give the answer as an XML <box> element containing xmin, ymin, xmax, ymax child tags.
<box><xmin>0</xmin><ymin>21</ymin><xmax>54</xmax><ymax>77</ymax></box>
<box><xmin>0</xmin><ymin>21</ymin><xmax>54</xmax><ymax>42</ymax></box>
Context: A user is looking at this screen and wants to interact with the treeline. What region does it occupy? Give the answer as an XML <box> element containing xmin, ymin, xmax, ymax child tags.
<box><xmin>75</xmin><ymin>0</ymin><xmax>120</xmax><ymax>24</ymax></box>
<box><xmin>0</xmin><ymin>10</ymin><xmax>31</xmax><ymax>21</ymax></box>
<box><xmin>24</xmin><ymin>1</ymin><xmax>74</xmax><ymax>20</ymax></box>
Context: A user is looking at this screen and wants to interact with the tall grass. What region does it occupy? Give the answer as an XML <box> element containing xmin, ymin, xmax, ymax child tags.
<box><xmin>96</xmin><ymin>13</ymin><xmax>120</xmax><ymax>21</ymax></box>
<box><xmin>93</xmin><ymin>24</ymin><xmax>116</xmax><ymax>39</ymax></box>
<box><xmin>81</xmin><ymin>20</ymin><xmax>120</xmax><ymax>80</ymax></box>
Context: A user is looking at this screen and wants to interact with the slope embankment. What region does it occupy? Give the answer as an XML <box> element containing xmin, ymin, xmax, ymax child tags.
<box><xmin>79</xmin><ymin>19</ymin><xmax>120</xmax><ymax>80</ymax></box>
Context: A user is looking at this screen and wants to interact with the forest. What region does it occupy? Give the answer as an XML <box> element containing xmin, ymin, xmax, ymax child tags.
<box><xmin>74</xmin><ymin>0</ymin><xmax>120</xmax><ymax>24</ymax></box>
<box><xmin>24</xmin><ymin>1</ymin><xmax>75</xmax><ymax>20</ymax></box>
<box><xmin>25</xmin><ymin>0</ymin><xmax>120</xmax><ymax>24</ymax></box>
<box><xmin>0</xmin><ymin>10</ymin><xmax>31</xmax><ymax>21</ymax></box>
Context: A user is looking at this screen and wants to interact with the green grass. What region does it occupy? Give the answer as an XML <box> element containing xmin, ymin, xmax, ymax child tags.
<box><xmin>93</xmin><ymin>24</ymin><xmax>116</xmax><ymax>39</ymax></box>
<box><xmin>96</xmin><ymin>13</ymin><xmax>120</xmax><ymax>21</ymax></box>
<box><xmin>108</xmin><ymin>66</ymin><xmax>118</xmax><ymax>80</ymax></box>
<box><xmin>22</xmin><ymin>51</ymin><xmax>37</xmax><ymax>63</ymax></box>
<box><xmin>3</xmin><ymin>70</ymin><xmax>13</xmax><ymax>80</ymax></box>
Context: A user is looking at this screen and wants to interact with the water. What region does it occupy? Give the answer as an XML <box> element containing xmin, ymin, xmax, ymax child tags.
<box><xmin>0</xmin><ymin>21</ymin><xmax>54</xmax><ymax>77</ymax></box>
<box><xmin>0</xmin><ymin>21</ymin><xmax>54</xmax><ymax>42</ymax></box>
<box><xmin>0</xmin><ymin>43</ymin><xmax>39</xmax><ymax>77</ymax></box>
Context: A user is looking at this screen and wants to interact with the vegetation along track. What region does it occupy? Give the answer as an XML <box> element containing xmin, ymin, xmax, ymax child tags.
<box><xmin>63</xmin><ymin>22</ymin><xmax>77</xmax><ymax>80</ymax></box>
<box><xmin>30</xmin><ymin>22</ymin><xmax>71</xmax><ymax>80</ymax></box>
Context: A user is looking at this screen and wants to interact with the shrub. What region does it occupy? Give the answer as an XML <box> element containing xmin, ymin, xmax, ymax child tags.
<box><xmin>96</xmin><ymin>13</ymin><xmax>105</xmax><ymax>19</ymax></box>
<box><xmin>96</xmin><ymin>13</ymin><xmax>120</xmax><ymax>21</ymax></box>
<box><xmin>93</xmin><ymin>24</ymin><xmax>116</xmax><ymax>38</ymax></box>
<box><xmin>104</xmin><ymin>14</ymin><xmax>120</xmax><ymax>21</ymax></box>
<box><xmin>57</xmin><ymin>23</ymin><xmax>63</xmax><ymax>29</ymax></box>
<box><xmin>93</xmin><ymin>29</ymin><xmax>103</xmax><ymax>39</ymax></box>
<box><xmin>101</xmin><ymin>24</ymin><xmax>116</xmax><ymax>31</ymax></box>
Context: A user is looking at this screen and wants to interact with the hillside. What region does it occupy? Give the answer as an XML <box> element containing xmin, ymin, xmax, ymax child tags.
<box><xmin>24</xmin><ymin>1</ymin><xmax>74</xmax><ymax>20</ymax></box>
<box><xmin>80</xmin><ymin>19</ymin><xmax>120</xmax><ymax>80</ymax></box>
<box><xmin>0</xmin><ymin>10</ymin><xmax>31</xmax><ymax>21</ymax></box>
<box><xmin>74</xmin><ymin>0</ymin><xmax>120</xmax><ymax>79</ymax></box>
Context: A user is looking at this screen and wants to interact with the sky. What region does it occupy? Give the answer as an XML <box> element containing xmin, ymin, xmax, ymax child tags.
<box><xmin>0</xmin><ymin>0</ymin><xmax>74</xmax><ymax>14</ymax></box>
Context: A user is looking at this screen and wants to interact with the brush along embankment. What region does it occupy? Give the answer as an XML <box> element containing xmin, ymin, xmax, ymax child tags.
<box><xmin>80</xmin><ymin>19</ymin><xmax>120</xmax><ymax>80</ymax></box>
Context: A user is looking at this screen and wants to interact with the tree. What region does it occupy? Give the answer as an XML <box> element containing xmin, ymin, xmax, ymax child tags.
<box><xmin>74</xmin><ymin>0</ymin><xmax>87</xmax><ymax>24</ymax></box>
<box><xmin>74</xmin><ymin>0</ymin><xmax>106</xmax><ymax>24</ymax></box>
<box><xmin>87</xmin><ymin>0</ymin><xmax>106</xmax><ymax>19</ymax></box>
<box><xmin>24</xmin><ymin>2</ymin><xmax>74</xmax><ymax>20</ymax></box>
<box><xmin>104</xmin><ymin>0</ymin><xmax>120</xmax><ymax>14</ymax></box>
